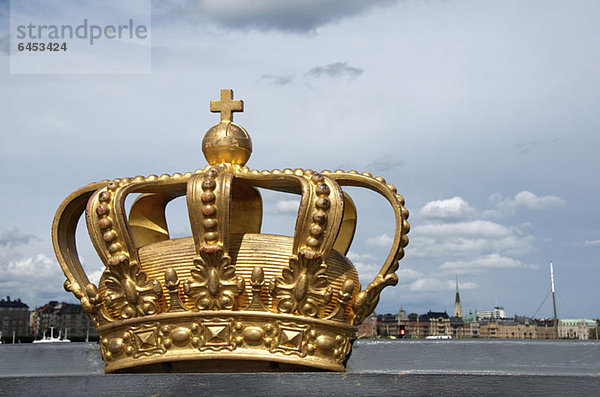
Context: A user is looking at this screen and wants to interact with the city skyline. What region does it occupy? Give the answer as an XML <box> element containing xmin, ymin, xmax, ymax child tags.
<box><xmin>1</xmin><ymin>1</ymin><xmax>599</xmax><ymax>318</ymax></box>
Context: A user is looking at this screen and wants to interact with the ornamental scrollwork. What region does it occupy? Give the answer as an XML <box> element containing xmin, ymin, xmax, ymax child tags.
<box><xmin>183</xmin><ymin>246</ymin><xmax>245</xmax><ymax>310</ymax></box>
<box><xmin>103</xmin><ymin>254</ymin><xmax>163</xmax><ymax>319</ymax></box>
<box><xmin>268</xmin><ymin>249</ymin><xmax>333</xmax><ymax>317</ymax></box>
<box><xmin>352</xmin><ymin>271</ymin><xmax>398</xmax><ymax>325</ymax></box>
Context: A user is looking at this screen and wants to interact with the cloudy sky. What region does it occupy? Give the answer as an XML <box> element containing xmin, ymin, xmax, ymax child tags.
<box><xmin>1</xmin><ymin>0</ymin><xmax>599</xmax><ymax>319</ymax></box>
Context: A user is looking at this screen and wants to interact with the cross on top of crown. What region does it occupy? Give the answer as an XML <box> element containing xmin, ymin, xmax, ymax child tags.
<box><xmin>210</xmin><ymin>89</ymin><xmax>244</xmax><ymax>122</ymax></box>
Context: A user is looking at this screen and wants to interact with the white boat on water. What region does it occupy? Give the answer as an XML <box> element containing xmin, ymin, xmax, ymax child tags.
<box><xmin>60</xmin><ymin>328</ymin><xmax>71</xmax><ymax>343</ymax></box>
<box><xmin>425</xmin><ymin>335</ymin><xmax>452</xmax><ymax>340</ymax></box>
<box><xmin>33</xmin><ymin>327</ymin><xmax>71</xmax><ymax>343</ymax></box>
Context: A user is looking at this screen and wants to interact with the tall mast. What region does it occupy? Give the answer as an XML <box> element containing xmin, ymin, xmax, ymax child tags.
<box><xmin>550</xmin><ymin>262</ymin><xmax>558</xmax><ymax>321</ymax></box>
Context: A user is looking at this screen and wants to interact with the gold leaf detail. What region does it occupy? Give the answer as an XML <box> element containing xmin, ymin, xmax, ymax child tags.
<box><xmin>103</xmin><ymin>257</ymin><xmax>163</xmax><ymax>319</ymax></box>
<box><xmin>183</xmin><ymin>247</ymin><xmax>245</xmax><ymax>310</ymax></box>
<box><xmin>269</xmin><ymin>250</ymin><xmax>332</xmax><ymax>317</ymax></box>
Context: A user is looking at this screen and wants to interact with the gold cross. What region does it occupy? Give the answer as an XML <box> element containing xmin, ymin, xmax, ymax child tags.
<box><xmin>210</xmin><ymin>89</ymin><xmax>244</xmax><ymax>122</ymax></box>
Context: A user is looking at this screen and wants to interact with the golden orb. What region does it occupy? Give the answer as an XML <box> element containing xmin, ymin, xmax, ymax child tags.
<box><xmin>202</xmin><ymin>121</ymin><xmax>252</xmax><ymax>166</ymax></box>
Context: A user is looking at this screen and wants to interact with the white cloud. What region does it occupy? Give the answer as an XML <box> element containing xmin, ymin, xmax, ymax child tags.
<box><xmin>0</xmin><ymin>254</ymin><xmax>68</xmax><ymax>307</ymax></box>
<box><xmin>459</xmin><ymin>281</ymin><xmax>478</xmax><ymax>290</ymax></box>
<box><xmin>415</xmin><ymin>220</ymin><xmax>512</xmax><ymax>238</ymax></box>
<box><xmin>88</xmin><ymin>269</ymin><xmax>105</xmax><ymax>285</ymax></box>
<box><xmin>440</xmin><ymin>253</ymin><xmax>537</xmax><ymax>274</ymax></box>
<box><xmin>265</xmin><ymin>199</ymin><xmax>300</xmax><ymax>215</ymax></box>
<box><xmin>5</xmin><ymin>254</ymin><xmax>56</xmax><ymax>277</ymax></box>
<box><xmin>419</xmin><ymin>196</ymin><xmax>476</xmax><ymax>221</ymax></box>
<box><xmin>353</xmin><ymin>261</ymin><xmax>380</xmax><ymax>284</ymax></box>
<box><xmin>366</xmin><ymin>233</ymin><xmax>393</xmax><ymax>248</ymax></box>
<box><xmin>409</xmin><ymin>220</ymin><xmax>535</xmax><ymax>259</ymax></box>
<box><xmin>398</xmin><ymin>268</ymin><xmax>422</xmax><ymax>281</ymax></box>
<box><xmin>484</xmin><ymin>191</ymin><xmax>566</xmax><ymax>218</ymax></box>
<box><xmin>409</xmin><ymin>278</ymin><xmax>443</xmax><ymax>292</ymax></box>
<box><xmin>350</xmin><ymin>253</ymin><xmax>421</xmax><ymax>284</ymax></box>
<box><xmin>511</xmin><ymin>191</ymin><xmax>566</xmax><ymax>210</ymax></box>
<box><xmin>409</xmin><ymin>278</ymin><xmax>478</xmax><ymax>292</ymax></box>
<box><xmin>583</xmin><ymin>240</ymin><xmax>600</xmax><ymax>247</ymax></box>
<box><xmin>347</xmin><ymin>251</ymin><xmax>375</xmax><ymax>262</ymax></box>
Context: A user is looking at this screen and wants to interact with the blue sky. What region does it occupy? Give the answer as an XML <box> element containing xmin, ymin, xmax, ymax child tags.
<box><xmin>0</xmin><ymin>0</ymin><xmax>599</xmax><ymax>319</ymax></box>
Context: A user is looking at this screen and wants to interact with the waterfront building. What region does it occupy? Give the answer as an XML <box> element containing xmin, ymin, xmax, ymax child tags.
<box><xmin>513</xmin><ymin>316</ymin><xmax>537</xmax><ymax>339</ymax></box>
<box><xmin>450</xmin><ymin>315</ymin><xmax>468</xmax><ymax>338</ymax></box>
<box><xmin>418</xmin><ymin>311</ymin><xmax>451</xmax><ymax>337</ymax></box>
<box><xmin>397</xmin><ymin>307</ymin><xmax>409</xmax><ymax>322</ymax></box>
<box><xmin>535</xmin><ymin>319</ymin><xmax>557</xmax><ymax>339</ymax></box>
<box><xmin>362</xmin><ymin>308</ymin><xmax>589</xmax><ymax>340</ymax></box>
<box><xmin>357</xmin><ymin>312</ymin><xmax>377</xmax><ymax>338</ymax></box>
<box><xmin>363</xmin><ymin>307</ymin><xmax>412</xmax><ymax>338</ymax></box>
<box><xmin>462</xmin><ymin>310</ymin><xmax>480</xmax><ymax>338</ymax></box>
<box><xmin>366</xmin><ymin>310</ymin><xmax>452</xmax><ymax>339</ymax></box>
<box><xmin>57</xmin><ymin>303</ymin><xmax>97</xmax><ymax>338</ymax></box>
<box><xmin>28</xmin><ymin>310</ymin><xmax>38</xmax><ymax>336</ymax></box>
<box><xmin>477</xmin><ymin>306</ymin><xmax>506</xmax><ymax>319</ymax></box>
<box><xmin>31</xmin><ymin>301</ymin><xmax>97</xmax><ymax>339</ymax></box>
<box><xmin>395</xmin><ymin>307</ymin><xmax>409</xmax><ymax>338</ymax></box>
<box><xmin>0</xmin><ymin>296</ymin><xmax>30</xmax><ymax>339</ymax></box>
<box><xmin>376</xmin><ymin>313</ymin><xmax>400</xmax><ymax>337</ymax></box>
<box><xmin>479</xmin><ymin>317</ymin><xmax>537</xmax><ymax>339</ymax></box>
<box><xmin>558</xmin><ymin>319</ymin><xmax>596</xmax><ymax>340</ymax></box>
<box><xmin>478</xmin><ymin>318</ymin><xmax>498</xmax><ymax>338</ymax></box>
<box><xmin>405</xmin><ymin>312</ymin><xmax>420</xmax><ymax>338</ymax></box>
<box><xmin>31</xmin><ymin>301</ymin><xmax>60</xmax><ymax>336</ymax></box>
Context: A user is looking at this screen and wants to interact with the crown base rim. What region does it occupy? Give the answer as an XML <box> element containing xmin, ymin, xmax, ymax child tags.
<box><xmin>98</xmin><ymin>311</ymin><xmax>355</xmax><ymax>373</ymax></box>
<box><xmin>106</xmin><ymin>353</ymin><xmax>345</xmax><ymax>373</ymax></box>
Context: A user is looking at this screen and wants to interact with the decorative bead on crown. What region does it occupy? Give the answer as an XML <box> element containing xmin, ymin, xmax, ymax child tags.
<box><xmin>52</xmin><ymin>89</ymin><xmax>410</xmax><ymax>373</ymax></box>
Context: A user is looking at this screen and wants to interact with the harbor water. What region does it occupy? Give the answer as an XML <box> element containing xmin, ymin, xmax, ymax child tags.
<box><xmin>1</xmin><ymin>339</ymin><xmax>599</xmax><ymax>376</ymax></box>
<box><xmin>347</xmin><ymin>339</ymin><xmax>600</xmax><ymax>376</ymax></box>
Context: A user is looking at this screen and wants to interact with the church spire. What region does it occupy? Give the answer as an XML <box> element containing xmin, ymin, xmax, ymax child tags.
<box><xmin>454</xmin><ymin>275</ymin><xmax>463</xmax><ymax>318</ymax></box>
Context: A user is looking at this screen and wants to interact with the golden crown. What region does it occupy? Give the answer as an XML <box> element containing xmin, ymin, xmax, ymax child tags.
<box><xmin>52</xmin><ymin>89</ymin><xmax>410</xmax><ymax>373</ymax></box>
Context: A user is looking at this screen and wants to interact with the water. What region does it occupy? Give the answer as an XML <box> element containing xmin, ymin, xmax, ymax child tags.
<box><xmin>0</xmin><ymin>343</ymin><xmax>104</xmax><ymax>376</ymax></box>
<box><xmin>347</xmin><ymin>339</ymin><xmax>600</xmax><ymax>376</ymax></box>
<box><xmin>0</xmin><ymin>339</ymin><xmax>598</xmax><ymax>376</ymax></box>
